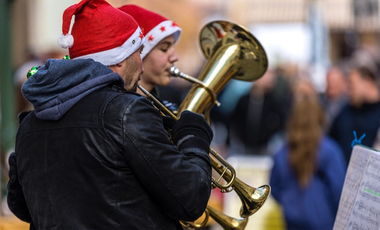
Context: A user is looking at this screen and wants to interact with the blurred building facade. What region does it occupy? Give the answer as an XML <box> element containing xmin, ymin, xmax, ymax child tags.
<box><xmin>9</xmin><ymin>0</ymin><xmax>380</xmax><ymax>76</ymax></box>
<box><xmin>5</xmin><ymin>0</ymin><xmax>379</xmax><ymax>109</ymax></box>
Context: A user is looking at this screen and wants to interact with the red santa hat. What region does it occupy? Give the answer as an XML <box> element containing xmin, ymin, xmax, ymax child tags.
<box><xmin>58</xmin><ymin>0</ymin><xmax>145</xmax><ymax>66</ymax></box>
<box><xmin>118</xmin><ymin>5</ymin><xmax>181</xmax><ymax>59</ymax></box>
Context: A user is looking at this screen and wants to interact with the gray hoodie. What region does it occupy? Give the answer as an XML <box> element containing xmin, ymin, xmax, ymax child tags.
<box><xmin>22</xmin><ymin>58</ymin><xmax>124</xmax><ymax>120</ymax></box>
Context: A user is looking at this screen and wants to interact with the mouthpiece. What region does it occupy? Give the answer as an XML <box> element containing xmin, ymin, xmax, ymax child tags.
<box><xmin>169</xmin><ymin>66</ymin><xmax>187</xmax><ymax>78</ymax></box>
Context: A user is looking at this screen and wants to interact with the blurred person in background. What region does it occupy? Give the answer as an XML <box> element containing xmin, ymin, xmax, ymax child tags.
<box><xmin>322</xmin><ymin>65</ymin><xmax>348</xmax><ymax>132</ymax></box>
<box><xmin>270</xmin><ymin>80</ymin><xmax>346</xmax><ymax>230</ymax></box>
<box><xmin>118</xmin><ymin>4</ymin><xmax>182</xmax><ymax>112</ymax></box>
<box><xmin>228</xmin><ymin>68</ymin><xmax>291</xmax><ymax>155</ymax></box>
<box><xmin>7</xmin><ymin>0</ymin><xmax>213</xmax><ymax>229</ymax></box>
<box><xmin>14</xmin><ymin>49</ymin><xmax>66</xmax><ymax>114</ymax></box>
<box><xmin>328</xmin><ymin>64</ymin><xmax>380</xmax><ymax>164</ymax></box>
<box><xmin>13</xmin><ymin>51</ymin><xmax>43</xmax><ymax>114</ymax></box>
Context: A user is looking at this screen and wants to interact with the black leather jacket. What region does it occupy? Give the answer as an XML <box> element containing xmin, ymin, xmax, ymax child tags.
<box><xmin>11</xmin><ymin>84</ymin><xmax>212</xmax><ymax>230</ymax></box>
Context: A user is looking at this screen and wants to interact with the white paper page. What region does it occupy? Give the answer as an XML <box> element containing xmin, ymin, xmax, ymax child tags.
<box><xmin>334</xmin><ymin>145</ymin><xmax>380</xmax><ymax>230</ymax></box>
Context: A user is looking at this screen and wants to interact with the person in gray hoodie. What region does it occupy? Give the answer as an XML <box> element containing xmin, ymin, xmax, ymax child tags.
<box><xmin>7</xmin><ymin>0</ymin><xmax>213</xmax><ymax>229</ymax></box>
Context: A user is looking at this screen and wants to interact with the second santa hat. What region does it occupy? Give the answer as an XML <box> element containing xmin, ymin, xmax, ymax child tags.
<box><xmin>58</xmin><ymin>0</ymin><xmax>145</xmax><ymax>66</ymax></box>
<box><xmin>118</xmin><ymin>5</ymin><xmax>182</xmax><ymax>59</ymax></box>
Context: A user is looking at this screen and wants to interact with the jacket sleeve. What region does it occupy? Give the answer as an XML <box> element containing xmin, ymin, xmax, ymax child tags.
<box><xmin>7</xmin><ymin>152</ymin><xmax>33</xmax><ymax>223</ymax></box>
<box><xmin>269</xmin><ymin>151</ymin><xmax>283</xmax><ymax>203</ymax></box>
<box><xmin>116</xmin><ymin>96</ymin><xmax>212</xmax><ymax>221</ymax></box>
<box><xmin>319</xmin><ymin>139</ymin><xmax>347</xmax><ymax>214</ymax></box>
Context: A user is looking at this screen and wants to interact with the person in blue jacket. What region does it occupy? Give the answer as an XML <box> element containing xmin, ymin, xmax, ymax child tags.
<box><xmin>329</xmin><ymin>65</ymin><xmax>380</xmax><ymax>164</ymax></box>
<box><xmin>270</xmin><ymin>80</ymin><xmax>347</xmax><ymax>230</ymax></box>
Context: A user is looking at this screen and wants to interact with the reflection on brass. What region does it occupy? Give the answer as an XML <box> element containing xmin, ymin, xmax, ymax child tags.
<box><xmin>181</xmin><ymin>205</ymin><xmax>249</xmax><ymax>230</ymax></box>
<box><xmin>207</xmin><ymin>205</ymin><xmax>248</xmax><ymax>230</ymax></box>
<box><xmin>176</xmin><ymin>20</ymin><xmax>268</xmax><ymax>122</ymax></box>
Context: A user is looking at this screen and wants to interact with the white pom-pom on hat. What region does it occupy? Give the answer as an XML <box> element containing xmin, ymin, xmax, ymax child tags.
<box><xmin>58</xmin><ymin>0</ymin><xmax>86</xmax><ymax>50</ymax></box>
<box><xmin>58</xmin><ymin>34</ymin><xmax>74</xmax><ymax>49</ymax></box>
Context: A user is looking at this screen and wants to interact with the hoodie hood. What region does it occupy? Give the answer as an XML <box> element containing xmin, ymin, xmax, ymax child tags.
<box><xmin>22</xmin><ymin>58</ymin><xmax>124</xmax><ymax>120</ymax></box>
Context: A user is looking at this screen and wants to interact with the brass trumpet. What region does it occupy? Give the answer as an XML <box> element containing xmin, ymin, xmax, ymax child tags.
<box><xmin>139</xmin><ymin>84</ymin><xmax>269</xmax><ymax>228</ymax></box>
<box><xmin>169</xmin><ymin>20</ymin><xmax>272</xmax><ymax>217</ymax></box>
<box><xmin>139</xmin><ymin>85</ymin><xmax>270</xmax><ymax>219</ymax></box>
<box><xmin>139</xmin><ymin>20</ymin><xmax>271</xmax><ymax>229</ymax></box>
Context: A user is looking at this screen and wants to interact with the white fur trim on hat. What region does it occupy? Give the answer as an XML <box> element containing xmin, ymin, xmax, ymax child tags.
<box><xmin>74</xmin><ymin>27</ymin><xmax>145</xmax><ymax>66</ymax></box>
<box><xmin>141</xmin><ymin>20</ymin><xmax>182</xmax><ymax>59</ymax></box>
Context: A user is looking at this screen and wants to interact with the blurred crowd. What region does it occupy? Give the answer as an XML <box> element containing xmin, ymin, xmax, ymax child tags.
<box><xmin>152</xmin><ymin>45</ymin><xmax>380</xmax><ymax>163</ymax></box>
<box><xmin>154</xmin><ymin>45</ymin><xmax>380</xmax><ymax>229</ymax></box>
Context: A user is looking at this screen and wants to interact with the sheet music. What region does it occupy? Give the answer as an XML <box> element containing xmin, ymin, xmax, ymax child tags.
<box><xmin>334</xmin><ymin>145</ymin><xmax>380</xmax><ymax>230</ymax></box>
